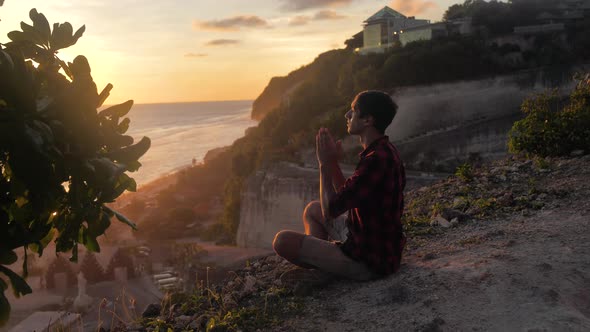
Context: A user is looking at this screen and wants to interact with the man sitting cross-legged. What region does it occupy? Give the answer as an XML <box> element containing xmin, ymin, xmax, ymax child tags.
<box><xmin>273</xmin><ymin>90</ymin><xmax>406</xmax><ymax>281</ymax></box>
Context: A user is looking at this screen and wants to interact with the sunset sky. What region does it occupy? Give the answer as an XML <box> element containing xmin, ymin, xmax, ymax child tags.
<box><xmin>1</xmin><ymin>0</ymin><xmax>463</xmax><ymax>104</ymax></box>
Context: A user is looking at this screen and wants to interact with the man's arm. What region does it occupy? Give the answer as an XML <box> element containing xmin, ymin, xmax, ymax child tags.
<box><xmin>328</xmin><ymin>141</ymin><xmax>346</xmax><ymax>191</ymax></box>
<box><xmin>319</xmin><ymin>164</ymin><xmax>336</xmax><ymax>220</ymax></box>
<box><xmin>316</xmin><ymin>128</ymin><xmax>339</xmax><ymax>220</ymax></box>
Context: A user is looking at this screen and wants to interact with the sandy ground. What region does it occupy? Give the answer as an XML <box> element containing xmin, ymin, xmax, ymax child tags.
<box><xmin>280</xmin><ymin>204</ymin><xmax>590</xmax><ymax>331</ymax></box>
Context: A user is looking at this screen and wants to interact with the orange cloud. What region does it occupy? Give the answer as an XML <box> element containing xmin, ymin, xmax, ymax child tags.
<box><xmin>281</xmin><ymin>0</ymin><xmax>353</xmax><ymax>11</ymax></box>
<box><xmin>390</xmin><ymin>0</ymin><xmax>437</xmax><ymax>16</ymax></box>
<box><xmin>314</xmin><ymin>10</ymin><xmax>347</xmax><ymax>20</ymax></box>
<box><xmin>204</xmin><ymin>39</ymin><xmax>240</xmax><ymax>46</ymax></box>
<box><xmin>184</xmin><ymin>53</ymin><xmax>208</xmax><ymax>58</ymax></box>
<box><xmin>193</xmin><ymin>15</ymin><xmax>269</xmax><ymax>31</ymax></box>
<box><xmin>289</xmin><ymin>15</ymin><xmax>311</xmax><ymax>26</ymax></box>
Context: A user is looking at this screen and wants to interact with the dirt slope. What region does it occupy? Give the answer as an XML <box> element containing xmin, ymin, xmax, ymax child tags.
<box><xmin>279</xmin><ymin>156</ymin><xmax>590</xmax><ymax>331</ymax></box>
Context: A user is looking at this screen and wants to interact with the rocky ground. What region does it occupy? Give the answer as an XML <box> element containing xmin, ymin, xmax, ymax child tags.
<box><xmin>134</xmin><ymin>153</ymin><xmax>590</xmax><ymax>332</ymax></box>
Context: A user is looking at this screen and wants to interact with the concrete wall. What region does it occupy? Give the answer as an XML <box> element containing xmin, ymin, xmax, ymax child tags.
<box><xmin>386</xmin><ymin>66</ymin><xmax>583</xmax><ymax>170</ymax></box>
<box><xmin>236</xmin><ymin>163</ymin><xmax>318</xmax><ymax>249</ymax></box>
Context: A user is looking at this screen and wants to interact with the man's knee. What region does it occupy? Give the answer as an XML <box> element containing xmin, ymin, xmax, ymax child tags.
<box><xmin>273</xmin><ymin>230</ymin><xmax>305</xmax><ymax>260</ymax></box>
<box><xmin>303</xmin><ymin>200</ymin><xmax>323</xmax><ymax>222</ymax></box>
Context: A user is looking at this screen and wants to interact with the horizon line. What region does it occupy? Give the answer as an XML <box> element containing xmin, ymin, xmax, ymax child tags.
<box><xmin>102</xmin><ymin>98</ymin><xmax>255</xmax><ymax>107</ymax></box>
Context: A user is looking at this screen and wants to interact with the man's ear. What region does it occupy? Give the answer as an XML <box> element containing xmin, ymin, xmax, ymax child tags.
<box><xmin>363</xmin><ymin>115</ymin><xmax>375</xmax><ymax>128</ymax></box>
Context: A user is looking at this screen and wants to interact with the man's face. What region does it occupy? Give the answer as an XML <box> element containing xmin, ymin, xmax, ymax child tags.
<box><xmin>345</xmin><ymin>104</ymin><xmax>365</xmax><ymax>135</ymax></box>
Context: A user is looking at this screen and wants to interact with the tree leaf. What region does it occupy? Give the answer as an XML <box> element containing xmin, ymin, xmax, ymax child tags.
<box><xmin>29</xmin><ymin>9</ymin><xmax>51</xmax><ymax>44</ymax></box>
<box><xmin>103</xmin><ymin>206</ymin><xmax>137</xmax><ymax>230</ymax></box>
<box><xmin>0</xmin><ymin>289</ymin><xmax>10</xmax><ymax>327</ymax></box>
<box><xmin>59</xmin><ymin>59</ymin><xmax>73</xmax><ymax>80</ymax></box>
<box><xmin>0</xmin><ymin>266</ymin><xmax>32</xmax><ymax>298</ymax></box>
<box><xmin>97</xmin><ymin>83</ymin><xmax>113</xmax><ymax>108</ymax></box>
<box><xmin>7</xmin><ymin>31</ymin><xmax>27</xmax><ymax>42</ymax></box>
<box><xmin>98</xmin><ymin>100</ymin><xmax>133</xmax><ymax>119</ymax></box>
<box><xmin>105</xmin><ymin>136</ymin><xmax>151</xmax><ymax>163</ymax></box>
<box><xmin>117</xmin><ymin>118</ymin><xmax>130</xmax><ymax>134</ymax></box>
<box><xmin>125</xmin><ymin>160</ymin><xmax>142</xmax><ymax>172</ymax></box>
<box><xmin>69</xmin><ymin>243</ymin><xmax>78</xmax><ymax>262</ymax></box>
<box><xmin>19</xmin><ymin>22</ymin><xmax>46</xmax><ymax>47</ymax></box>
<box><xmin>72</xmin><ymin>25</ymin><xmax>86</xmax><ymax>45</ymax></box>
<box><xmin>0</xmin><ymin>252</ymin><xmax>17</xmax><ymax>266</ymax></box>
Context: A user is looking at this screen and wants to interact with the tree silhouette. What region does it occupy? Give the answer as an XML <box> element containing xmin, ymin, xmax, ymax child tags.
<box><xmin>105</xmin><ymin>249</ymin><xmax>135</xmax><ymax>280</ymax></box>
<box><xmin>45</xmin><ymin>256</ymin><xmax>76</xmax><ymax>289</ymax></box>
<box><xmin>80</xmin><ymin>252</ymin><xmax>106</xmax><ymax>284</ymax></box>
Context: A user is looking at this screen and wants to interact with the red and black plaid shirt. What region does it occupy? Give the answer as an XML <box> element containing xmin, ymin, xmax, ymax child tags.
<box><xmin>328</xmin><ymin>136</ymin><xmax>406</xmax><ymax>276</ymax></box>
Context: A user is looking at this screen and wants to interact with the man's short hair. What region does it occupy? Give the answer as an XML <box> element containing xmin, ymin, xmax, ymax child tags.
<box><xmin>352</xmin><ymin>90</ymin><xmax>398</xmax><ymax>134</ymax></box>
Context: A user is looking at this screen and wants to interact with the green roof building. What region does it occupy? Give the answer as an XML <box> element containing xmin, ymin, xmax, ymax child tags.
<box><xmin>360</xmin><ymin>6</ymin><xmax>430</xmax><ymax>54</ymax></box>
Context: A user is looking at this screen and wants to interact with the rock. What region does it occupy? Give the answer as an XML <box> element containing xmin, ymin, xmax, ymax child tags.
<box><xmin>431</xmin><ymin>216</ymin><xmax>451</xmax><ymax>228</ymax></box>
<box><xmin>142</xmin><ymin>303</ymin><xmax>162</xmax><ymax>318</ymax></box>
<box><xmin>570</xmin><ymin>149</ymin><xmax>585</xmax><ymax>157</ymax></box>
<box><xmin>190</xmin><ymin>314</ymin><xmax>209</xmax><ymax>330</ymax></box>
<box><xmin>497</xmin><ymin>192</ymin><xmax>514</xmax><ymax>207</ymax></box>
<box><xmin>441</xmin><ymin>208</ymin><xmax>470</xmax><ymax>222</ymax></box>
<box><xmin>174</xmin><ymin>315</ymin><xmax>192</xmax><ymax>330</ymax></box>
<box><xmin>126</xmin><ymin>323</ymin><xmax>142</xmax><ymax>331</ymax></box>
<box><xmin>223</xmin><ymin>294</ymin><xmax>238</xmax><ymax>310</ymax></box>
<box><xmin>242</xmin><ymin>275</ymin><xmax>257</xmax><ymax>295</ymax></box>
<box><xmin>452</xmin><ymin>197</ymin><xmax>469</xmax><ymax>210</ymax></box>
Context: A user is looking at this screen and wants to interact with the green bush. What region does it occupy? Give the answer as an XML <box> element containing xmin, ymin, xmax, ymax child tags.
<box><xmin>0</xmin><ymin>9</ymin><xmax>149</xmax><ymax>324</ymax></box>
<box><xmin>509</xmin><ymin>74</ymin><xmax>590</xmax><ymax>157</ymax></box>
<box><xmin>455</xmin><ymin>163</ymin><xmax>474</xmax><ymax>182</ymax></box>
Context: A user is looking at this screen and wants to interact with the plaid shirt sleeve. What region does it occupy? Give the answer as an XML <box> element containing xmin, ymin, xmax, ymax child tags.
<box><xmin>327</xmin><ymin>151</ymin><xmax>387</xmax><ymax>219</ymax></box>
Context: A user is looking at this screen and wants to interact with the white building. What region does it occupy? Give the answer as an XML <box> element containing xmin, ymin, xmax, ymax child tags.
<box><xmin>359</xmin><ymin>6</ymin><xmax>429</xmax><ymax>54</ymax></box>
<box><xmin>399</xmin><ymin>22</ymin><xmax>448</xmax><ymax>46</ymax></box>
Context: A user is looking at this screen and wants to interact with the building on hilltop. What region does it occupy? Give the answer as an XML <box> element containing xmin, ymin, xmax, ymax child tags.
<box><xmin>358</xmin><ymin>6</ymin><xmax>429</xmax><ymax>54</ymax></box>
<box><xmin>398</xmin><ymin>22</ymin><xmax>448</xmax><ymax>46</ymax></box>
<box><xmin>398</xmin><ymin>18</ymin><xmax>473</xmax><ymax>47</ymax></box>
<box><xmin>513</xmin><ymin>0</ymin><xmax>590</xmax><ymax>36</ymax></box>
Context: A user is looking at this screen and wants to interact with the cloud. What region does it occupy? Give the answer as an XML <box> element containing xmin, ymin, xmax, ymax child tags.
<box><xmin>390</xmin><ymin>0</ymin><xmax>437</xmax><ymax>16</ymax></box>
<box><xmin>184</xmin><ymin>53</ymin><xmax>208</xmax><ymax>58</ymax></box>
<box><xmin>193</xmin><ymin>15</ymin><xmax>269</xmax><ymax>31</ymax></box>
<box><xmin>288</xmin><ymin>10</ymin><xmax>347</xmax><ymax>26</ymax></box>
<box><xmin>204</xmin><ymin>39</ymin><xmax>240</xmax><ymax>46</ymax></box>
<box><xmin>314</xmin><ymin>10</ymin><xmax>347</xmax><ymax>20</ymax></box>
<box><xmin>280</xmin><ymin>0</ymin><xmax>353</xmax><ymax>11</ymax></box>
<box><xmin>289</xmin><ymin>15</ymin><xmax>311</xmax><ymax>26</ymax></box>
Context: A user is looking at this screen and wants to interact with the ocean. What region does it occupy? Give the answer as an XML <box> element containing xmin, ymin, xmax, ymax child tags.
<box><xmin>123</xmin><ymin>100</ymin><xmax>257</xmax><ymax>186</ymax></box>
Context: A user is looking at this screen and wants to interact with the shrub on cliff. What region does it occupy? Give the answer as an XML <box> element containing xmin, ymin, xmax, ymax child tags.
<box><xmin>0</xmin><ymin>9</ymin><xmax>149</xmax><ymax>324</ymax></box>
<box><xmin>508</xmin><ymin>74</ymin><xmax>590</xmax><ymax>157</ymax></box>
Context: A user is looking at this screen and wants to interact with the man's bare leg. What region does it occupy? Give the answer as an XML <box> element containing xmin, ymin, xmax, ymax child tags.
<box><xmin>273</xmin><ymin>230</ymin><xmax>315</xmax><ymax>269</ymax></box>
<box><xmin>272</xmin><ymin>201</ymin><xmax>329</xmax><ymax>268</ymax></box>
<box><xmin>303</xmin><ymin>200</ymin><xmax>328</xmax><ymax>240</ymax></box>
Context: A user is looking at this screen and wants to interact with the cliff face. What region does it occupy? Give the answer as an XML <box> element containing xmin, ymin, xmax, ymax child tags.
<box><xmin>236</xmin><ymin>163</ymin><xmax>318</xmax><ymax>248</ymax></box>
<box><xmin>239</xmin><ymin>67</ymin><xmax>587</xmax><ymax>248</ymax></box>
<box><xmin>236</xmin><ymin>162</ymin><xmax>443</xmax><ymax>248</ymax></box>
<box><xmin>387</xmin><ymin>67</ymin><xmax>582</xmax><ymax>171</ymax></box>
<box><xmin>250</xmin><ymin>49</ymin><xmax>347</xmax><ymax>121</ymax></box>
